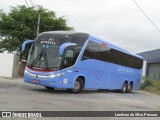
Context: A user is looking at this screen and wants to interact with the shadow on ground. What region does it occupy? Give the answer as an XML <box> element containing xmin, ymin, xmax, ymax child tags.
<box><xmin>28</xmin><ymin>88</ymin><xmax>136</xmax><ymax>95</ymax></box>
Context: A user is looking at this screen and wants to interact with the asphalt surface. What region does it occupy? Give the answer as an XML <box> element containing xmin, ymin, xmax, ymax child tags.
<box><xmin>0</xmin><ymin>78</ymin><xmax>160</xmax><ymax>120</ymax></box>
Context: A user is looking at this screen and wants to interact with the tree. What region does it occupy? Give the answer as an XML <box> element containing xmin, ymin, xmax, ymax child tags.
<box><xmin>0</xmin><ymin>5</ymin><xmax>73</xmax><ymax>54</ymax></box>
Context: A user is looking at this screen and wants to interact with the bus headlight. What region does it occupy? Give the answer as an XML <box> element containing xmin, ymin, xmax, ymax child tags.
<box><xmin>48</xmin><ymin>73</ymin><xmax>65</xmax><ymax>78</ymax></box>
<box><xmin>24</xmin><ymin>69</ymin><xmax>64</xmax><ymax>79</ymax></box>
<box><xmin>25</xmin><ymin>70</ymin><xmax>29</xmax><ymax>74</ymax></box>
<box><xmin>48</xmin><ymin>74</ymin><xmax>56</xmax><ymax>78</ymax></box>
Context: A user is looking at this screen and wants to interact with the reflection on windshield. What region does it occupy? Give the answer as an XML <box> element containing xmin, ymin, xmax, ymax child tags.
<box><xmin>26</xmin><ymin>36</ymin><xmax>87</xmax><ymax>71</ymax></box>
<box><xmin>27</xmin><ymin>44</ymin><xmax>62</xmax><ymax>70</ymax></box>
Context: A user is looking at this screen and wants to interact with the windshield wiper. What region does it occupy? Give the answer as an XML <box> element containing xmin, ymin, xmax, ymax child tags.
<box><xmin>43</xmin><ymin>50</ymin><xmax>49</xmax><ymax>70</ymax></box>
<box><xmin>30</xmin><ymin>48</ymin><xmax>45</xmax><ymax>68</ymax></box>
<box><xmin>30</xmin><ymin>47</ymin><xmax>49</xmax><ymax>70</ymax></box>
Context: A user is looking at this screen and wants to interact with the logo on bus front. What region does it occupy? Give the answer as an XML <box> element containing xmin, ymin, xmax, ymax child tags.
<box><xmin>40</xmin><ymin>41</ymin><xmax>55</xmax><ymax>45</ymax></box>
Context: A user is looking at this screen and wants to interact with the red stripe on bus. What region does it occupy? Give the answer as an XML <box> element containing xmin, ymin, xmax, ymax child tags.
<box><xmin>26</xmin><ymin>66</ymin><xmax>55</xmax><ymax>72</ymax></box>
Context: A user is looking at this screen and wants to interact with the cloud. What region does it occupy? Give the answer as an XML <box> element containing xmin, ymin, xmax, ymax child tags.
<box><xmin>1</xmin><ymin>0</ymin><xmax>160</xmax><ymax>53</ymax></box>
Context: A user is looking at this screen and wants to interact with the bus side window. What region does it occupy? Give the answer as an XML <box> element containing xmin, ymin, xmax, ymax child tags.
<box><xmin>74</xmin><ymin>51</ymin><xmax>80</xmax><ymax>62</ymax></box>
<box><xmin>82</xmin><ymin>41</ymin><xmax>100</xmax><ymax>60</ymax></box>
<box><xmin>63</xmin><ymin>49</ymin><xmax>74</xmax><ymax>68</ymax></box>
<box><xmin>98</xmin><ymin>45</ymin><xmax>110</xmax><ymax>62</ymax></box>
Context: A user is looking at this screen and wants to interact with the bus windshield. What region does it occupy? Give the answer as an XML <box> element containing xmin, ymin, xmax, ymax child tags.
<box><xmin>27</xmin><ymin>44</ymin><xmax>62</xmax><ymax>70</ymax></box>
<box><xmin>26</xmin><ymin>36</ymin><xmax>86</xmax><ymax>70</ymax></box>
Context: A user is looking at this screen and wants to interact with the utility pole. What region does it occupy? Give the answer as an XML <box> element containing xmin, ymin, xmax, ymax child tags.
<box><xmin>36</xmin><ymin>13</ymin><xmax>40</xmax><ymax>37</ymax></box>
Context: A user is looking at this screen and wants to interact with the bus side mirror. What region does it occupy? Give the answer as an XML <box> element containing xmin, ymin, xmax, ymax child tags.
<box><xmin>59</xmin><ymin>42</ymin><xmax>77</xmax><ymax>56</ymax></box>
<box><xmin>22</xmin><ymin>40</ymin><xmax>34</xmax><ymax>51</ymax></box>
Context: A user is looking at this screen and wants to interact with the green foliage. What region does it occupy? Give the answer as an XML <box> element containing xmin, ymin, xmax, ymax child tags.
<box><xmin>141</xmin><ymin>77</ymin><xmax>154</xmax><ymax>89</ymax></box>
<box><xmin>0</xmin><ymin>5</ymin><xmax>73</xmax><ymax>54</ymax></box>
<box><xmin>141</xmin><ymin>77</ymin><xmax>160</xmax><ymax>95</ymax></box>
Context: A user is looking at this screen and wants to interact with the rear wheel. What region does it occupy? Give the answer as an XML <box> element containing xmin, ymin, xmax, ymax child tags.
<box><xmin>121</xmin><ymin>82</ymin><xmax>128</xmax><ymax>93</ymax></box>
<box><xmin>70</xmin><ymin>78</ymin><xmax>84</xmax><ymax>94</ymax></box>
<box><xmin>127</xmin><ymin>82</ymin><xmax>133</xmax><ymax>93</ymax></box>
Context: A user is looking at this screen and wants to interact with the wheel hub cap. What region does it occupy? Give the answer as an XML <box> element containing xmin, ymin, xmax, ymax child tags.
<box><xmin>74</xmin><ymin>82</ymin><xmax>80</xmax><ymax>90</ymax></box>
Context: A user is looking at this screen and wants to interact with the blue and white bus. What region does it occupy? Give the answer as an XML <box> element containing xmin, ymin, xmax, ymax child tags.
<box><xmin>22</xmin><ymin>31</ymin><xmax>143</xmax><ymax>93</ymax></box>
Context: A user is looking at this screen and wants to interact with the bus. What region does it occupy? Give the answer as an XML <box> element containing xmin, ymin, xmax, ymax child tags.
<box><xmin>22</xmin><ymin>31</ymin><xmax>143</xmax><ymax>93</ymax></box>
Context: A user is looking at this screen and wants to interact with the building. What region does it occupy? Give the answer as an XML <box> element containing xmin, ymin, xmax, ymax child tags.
<box><xmin>138</xmin><ymin>49</ymin><xmax>160</xmax><ymax>80</ymax></box>
<box><xmin>0</xmin><ymin>53</ymin><xmax>19</xmax><ymax>78</ymax></box>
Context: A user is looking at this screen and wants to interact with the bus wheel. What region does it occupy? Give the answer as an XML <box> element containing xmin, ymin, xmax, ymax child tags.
<box><xmin>121</xmin><ymin>82</ymin><xmax>127</xmax><ymax>93</ymax></box>
<box><xmin>71</xmin><ymin>78</ymin><xmax>84</xmax><ymax>94</ymax></box>
<box><xmin>127</xmin><ymin>82</ymin><xmax>133</xmax><ymax>93</ymax></box>
<box><xmin>45</xmin><ymin>87</ymin><xmax>55</xmax><ymax>90</ymax></box>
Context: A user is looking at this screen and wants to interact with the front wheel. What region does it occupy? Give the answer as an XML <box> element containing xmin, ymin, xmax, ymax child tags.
<box><xmin>45</xmin><ymin>87</ymin><xmax>55</xmax><ymax>90</ymax></box>
<box><xmin>70</xmin><ymin>78</ymin><xmax>84</xmax><ymax>94</ymax></box>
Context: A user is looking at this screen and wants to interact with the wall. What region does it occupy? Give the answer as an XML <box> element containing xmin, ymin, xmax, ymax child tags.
<box><xmin>0</xmin><ymin>53</ymin><xmax>19</xmax><ymax>78</ymax></box>
<box><xmin>148</xmin><ymin>63</ymin><xmax>160</xmax><ymax>80</ymax></box>
<box><xmin>142</xmin><ymin>60</ymin><xmax>147</xmax><ymax>77</ymax></box>
<box><xmin>12</xmin><ymin>54</ymin><xmax>20</xmax><ymax>77</ymax></box>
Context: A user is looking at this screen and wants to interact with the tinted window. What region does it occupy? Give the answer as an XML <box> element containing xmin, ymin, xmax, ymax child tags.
<box><xmin>70</xmin><ymin>37</ymin><xmax>87</xmax><ymax>47</ymax></box>
<box><xmin>82</xmin><ymin>41</ymin><xmax>100</xmax><ymax>60</ymax></box>
<box><xmin>97</xmin><ymin>44</ymin><xmax>110</xmax><ymax>61</ymax></box>
<box><xmin>108</xmin><ymin>49</ymin><xmax>143</xmax><ymax>69</ymax></box>
<box><xmin>62</xmin><ymin>49</ymin><xmax>74</xmax><ymax>68</ymax></box>
<box><xmin>82</xmin><ymin>41</ymin><xmax>143</xmax><ymax>69</ymax></box>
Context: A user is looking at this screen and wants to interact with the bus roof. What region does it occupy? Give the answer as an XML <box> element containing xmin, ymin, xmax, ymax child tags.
<box><xmin>39</xmin><ymin>31</ymin><xmax>89</xmax><ymax>38</ymax></box>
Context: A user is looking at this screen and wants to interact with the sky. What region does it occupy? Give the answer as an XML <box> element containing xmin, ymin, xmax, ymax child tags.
<box><xmin>0</xmin><ymin>0</ymin><xmax>160</xmax><ymax>53</ymax></box>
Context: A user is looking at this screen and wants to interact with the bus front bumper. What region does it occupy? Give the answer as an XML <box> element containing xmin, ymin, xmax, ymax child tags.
<box><xmin>24</xmin><ymin>73</ymin><xmax>61</xmax><ymax>88</ymax></box>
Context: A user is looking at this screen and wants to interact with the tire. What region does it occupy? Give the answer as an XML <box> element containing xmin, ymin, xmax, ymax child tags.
<box><xmin>70</xmin><ymin>78</ymin><xmax>84</xmax><ymax>94</ymax></box>
<box><xmin>45</xmin><ymin>86</ymin><xmax>55</xmax><ymax>90</ymax></box>
<box><xmin>127</xmin><ymin>82</ymin><xmax>133</xmax><ymax>93</ymax></box>
<box><xmin>121</xmin><ymin>82</ymin><xmax>127</xmax><ymax>93</ymax></box>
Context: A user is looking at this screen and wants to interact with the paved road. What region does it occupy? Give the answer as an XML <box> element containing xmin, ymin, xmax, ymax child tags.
<box><xmin>0</xmin><ymin>78</ymin><xmax>160</xmax><ymax>120</ymax></box>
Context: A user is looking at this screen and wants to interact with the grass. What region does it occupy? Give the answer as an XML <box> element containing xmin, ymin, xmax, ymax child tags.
<box><xmin>141</xmin><ymin>77</ymin><xmax>160</xmax><ymax>95</ymax></box>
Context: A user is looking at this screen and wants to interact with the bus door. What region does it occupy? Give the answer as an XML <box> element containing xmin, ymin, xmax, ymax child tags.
<box><xmin>60</xmin><ymin>47</ymin><xmax>75</xmax><ymax>88</ymax></box>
